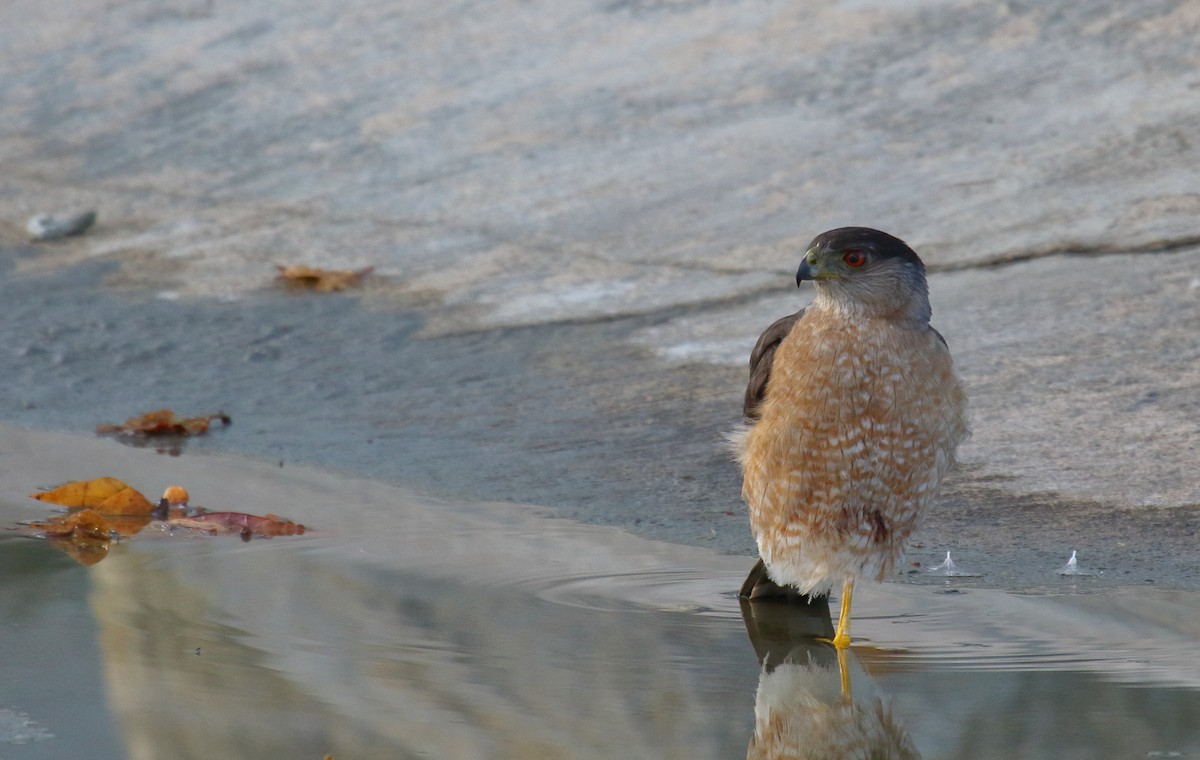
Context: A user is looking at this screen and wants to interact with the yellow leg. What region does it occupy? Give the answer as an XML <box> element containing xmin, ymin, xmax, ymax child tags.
<box><xmin>837</xmin><ymin>646</ymin><xmax>853</xmax><ymax>704</ymax></box>
<box><xmin>831</xmin><ymin>579</ymin><xmax>854</xmax><ymax>650</ymax></box>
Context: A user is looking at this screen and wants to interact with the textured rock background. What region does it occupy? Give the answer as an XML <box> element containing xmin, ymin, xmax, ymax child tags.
<box><xmin>2</xmin><ymin>0</ymin><xmax>1199</xmax><ymax>584</ymax></box>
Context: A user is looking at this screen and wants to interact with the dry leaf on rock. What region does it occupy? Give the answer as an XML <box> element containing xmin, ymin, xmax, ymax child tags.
<box><xmin>96</xmin><ymin>409</ymin><xmax>231</xmax><ymax>437</ymax></box>
<box><xmin>276</xmin><ymin>264</ymin><xmax>374</xmax><ymax>292</ymax></box>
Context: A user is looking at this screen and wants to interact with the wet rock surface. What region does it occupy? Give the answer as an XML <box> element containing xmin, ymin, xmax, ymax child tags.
<box><xmin>2</xmin><ymin>0</ymin><xmax>1199</xmax><ymax>586</ymax></box>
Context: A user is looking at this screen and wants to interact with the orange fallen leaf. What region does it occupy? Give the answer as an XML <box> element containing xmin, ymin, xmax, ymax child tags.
<box><xmin>276</xmin><ymin>264</ymin><xmax>374</xmax><ymax>292</ymax></box>
<box><xmin>96</xmin><ymin>409</ymin><xmax>231</xmax><ymax>437</ymax></box>
<box><xmin>98</xmin><ymin>487</ymin><xmax>155</xmax><ymax>515</ymax></box>
<box><xmin>31</xmin><ymin>478</ymin><xmax>153</xmax><ymax>515</ymax></box>
<box><xmin>31</xmin><ymin>477</ymin><xmax>131</xmax><ymax>508</ymax></box>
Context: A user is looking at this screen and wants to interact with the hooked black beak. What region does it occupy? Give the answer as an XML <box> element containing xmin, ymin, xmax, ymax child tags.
<box><xmin>795</xmin><ymin>259</ymin><xmax>819</xmax><ymax>286</ymax></box>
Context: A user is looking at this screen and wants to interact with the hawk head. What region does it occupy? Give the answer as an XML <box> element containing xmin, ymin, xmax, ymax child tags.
<box><xmin>796</xmin><ymin>227</ymin><xmax>930</xmax><ymax>321</ymax></box>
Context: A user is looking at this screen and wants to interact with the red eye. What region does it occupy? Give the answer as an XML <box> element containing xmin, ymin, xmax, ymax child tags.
<box><xmin>843</xmin><ymin>249</ymin><xmax>866</xmax><ymax>267</ymax></box>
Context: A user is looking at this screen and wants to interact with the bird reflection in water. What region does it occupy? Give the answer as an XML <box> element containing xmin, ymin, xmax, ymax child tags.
<box><xmin>740</xmin><ymin>593</ymin><xmax>921</xmax><ymax>760</ymax></box>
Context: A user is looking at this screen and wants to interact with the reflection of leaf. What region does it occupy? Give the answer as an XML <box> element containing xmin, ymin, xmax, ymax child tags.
<box><xmin>51</xmin><ymin>535</ymin><xmax>110</xmax><ymax>566</ymax></box>
<box><xmin>28</xmin><ymin>507</ymin><xmax>150</xmax><ymax>539</ymax></box>
<box><xmin>29</xmin><ymin>510</ymin><xmax>118</xmax><ymax>565</ymax></box>
<box><xmin>96</xmin><ymin>409</ymin><xmax>231</xmax><ymax>437</ymax></box>
<box><xmin>31</xmin><ymin>477</ymin><xmax>131</xmax><ymax>508</ymax></box>
<box><xmin>29</xmin><ymin>508</ymin><xmax>112</xmax><ymax>539</ymax></box>
<box><xmin>276</xmin><ymin>264</ymin><xmax>374</xmax><ymax>292</ymax></box>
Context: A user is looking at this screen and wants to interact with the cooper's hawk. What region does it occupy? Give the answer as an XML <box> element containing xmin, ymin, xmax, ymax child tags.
<box><xmin>733</xmin><ymin>227</ymin><xmax>968</xmax><ymax>649</ymax></box>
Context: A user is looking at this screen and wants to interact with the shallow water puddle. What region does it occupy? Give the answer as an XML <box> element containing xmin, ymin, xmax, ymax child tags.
<box><xmin>2</xmin><ymin>426</ymin><xmax>1199</xmax><ymax>759</ymax></box>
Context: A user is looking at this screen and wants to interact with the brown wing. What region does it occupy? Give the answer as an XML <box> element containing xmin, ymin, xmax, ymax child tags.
<box><xmin>743</xmin><ymin>309</ymin><xmax>804</xmax><ymax>421</ymax></box>
<box><xmin>740</xmin><ymin>308</ymin><xmax>826</xmax><ymax>602</ymax></box>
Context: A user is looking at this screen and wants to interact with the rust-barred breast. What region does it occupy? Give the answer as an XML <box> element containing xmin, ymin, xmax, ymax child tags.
<box><xmin>736</xmin><ymin>227</ymin><xmax>968</xmax><ymax>604</ymax></box>
<box><xmin>742</xmin><ymin>310</ymin><xmax>966</xmax><ymax>594</ymax></box>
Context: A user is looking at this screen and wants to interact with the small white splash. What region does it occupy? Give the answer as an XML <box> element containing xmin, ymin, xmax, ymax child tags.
<box><xmin>925</xmin><ymin>550</ymin><xmax>981</xmax><ymax>577</ymax></box>
<box><xmin>1058</xmin><ymin>550</ymin><xmax>1098</xmax><ymax>576</ymax></box>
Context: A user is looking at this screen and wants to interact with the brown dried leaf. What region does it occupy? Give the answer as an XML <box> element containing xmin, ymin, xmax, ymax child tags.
<box><xmin>171</xmin><ymin>511</ymin><xmax>306</xmax><ymax>537</ymax></box>
<box><xmin>165</xmin><ymin>517</ymin><xmax>223</xmax><ymax>534</ymax></box>
<box><xmin>31</xmin><ymin>477</ymin><xmax>131</xmax><ymax>508</ymax></box>
<box><xmin>96</xmin><ymin>409</ymin><xmax>231</xmax><ymax>437</ymax></box>
<box><xmin>276</xmin><ymin>264</ymin><xmax>374</xmax><ymax>292</ymax></box>
<box><xmin>28</xmin><ymin>476</ymin><xmax>155</xmax><ymax>542</ymax></box>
